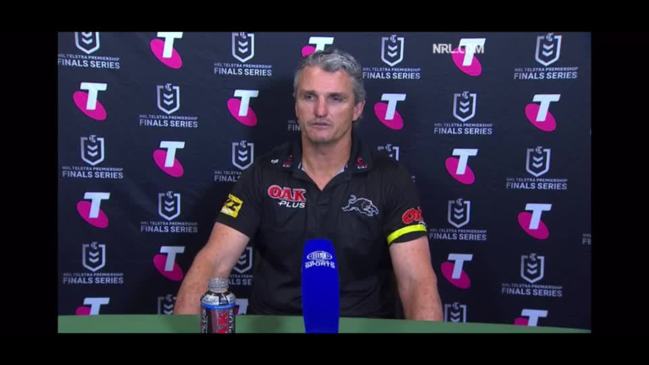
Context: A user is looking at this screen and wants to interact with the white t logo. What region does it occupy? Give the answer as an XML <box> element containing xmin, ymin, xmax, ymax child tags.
<box><xmin>233</xmin><ymin>90</ymin><xmax>259</xmax><ymax>117</ymax></box>
<box><xmin>159</xmin><ymin>141</ymin><xmax>185</xmax><ymax>167</ymax></box>
<box><xmin>83</xmin><ymin>192</ymin><xmax>110</xmax><ymax>218</ymax></box>
<box><xmin>157</xmin><ymin>32</ymin><xmax>183</xmax><ymax>58</ymax></box>
<box><xmin>448</xmin><ymin>253</ymin><xmax>473</xmax><ymax>279</ymax></box>
<box><xmin>524</xmin><ymin>203</ymin><xmax>552</xmax><ymax>230</ymax></box>
<box><xmin>380</xmin><ymin>93</ymin><xmax>406</xmax><ymax>120</ymax></box>
<box><xmin>521</xmin><ymin>309</ymin><xmax>548</xmax><ymax>326</ymax></box>
<box><xmin>80</xmin><ymin>82</ymin><xmax>107</xmax><ymax>111</ymax></box>
<box><xmin>308</xmin><ymin>36</ymin><xmax>335</xmax><ymax>51</ymax></box>
<box><xmin>458</xmin><ymin>38</ymin><xmax>485</xmax><ymax>66</ymax></box>
<box><xmin>532</xmin><ymin>94</ymin><xmax>561</xmax><ymax>122</ymax></box>
<box><xmin>452</xmin><ymin>149</ymin><xmax>478</xmax><ymax>175</ymax></box>
<box><xmin>160</xmin><ymin>246</ymin><xmax>185</xmax><ymax>271</ymax></box>
<box><xmin>83</xmin><ymin>297</ymin><xmax>110</xmax><ymax>315</ymax></box>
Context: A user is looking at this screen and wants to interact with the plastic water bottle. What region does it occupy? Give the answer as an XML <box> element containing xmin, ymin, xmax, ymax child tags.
<box><xmin>200</xmin><ymin>277</ymin><xmax>236</xmax><ymax>333</ymax></box>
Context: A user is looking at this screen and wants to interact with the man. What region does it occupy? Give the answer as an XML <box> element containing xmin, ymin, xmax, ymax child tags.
<box><xmin>175</xmin><ymin>48</ymin><xmax>442</xmax><ymax>320</ymax></box>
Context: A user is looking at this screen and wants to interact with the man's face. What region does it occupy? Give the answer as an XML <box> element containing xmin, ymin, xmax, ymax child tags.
<box><xmin>295</xmin><ymin>66</ymin><xmax>364</xmax><ymax>146</ymax></box>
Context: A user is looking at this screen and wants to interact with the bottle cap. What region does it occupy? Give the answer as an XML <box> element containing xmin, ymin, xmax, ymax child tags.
<box><xmin>208</xmin><ymin>277</ymin><xmax>229</xmax><ymax>292</ymax></box>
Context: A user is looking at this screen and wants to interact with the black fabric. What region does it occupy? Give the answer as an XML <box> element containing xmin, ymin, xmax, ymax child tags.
<box><xmin>216</xmin><ymin>130</ymin><xmax>427</xmax><ymax>318</ymax></box>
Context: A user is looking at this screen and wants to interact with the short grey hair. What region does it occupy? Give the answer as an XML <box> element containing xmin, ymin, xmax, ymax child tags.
<box><xmin>293</xmin><ymin>48</ymin><xmax>366</xmax><ymax>105</ymax></box>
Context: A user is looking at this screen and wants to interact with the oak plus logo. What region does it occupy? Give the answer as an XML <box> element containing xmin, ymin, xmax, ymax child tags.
<box><xmin>138</xmin><ymin>84</ymin><xmax>199</xmax><ymax>129</ymax></box>
<box><xmin>61</xmin><ymin>135</ymin><xmax>124</xmax><ymax>180</ymax></box>
<box><xmin>230</xmin><ymin>247</ymin><xmax>254</xmax><ymax>287</ymax></box>
<box><xmin>429</xmin><ymin>198</ymin><xmax>488</xmax><ymax>243</ymax></box>
<box><xmin>301</xmin><ymin>36</ymin><xmax>335</xmax><ymax>57</ymax></box>
<box><xmin>213</xmin><ymin>32</ymin><xmax>272</xmax><ymax>78</ymax></box>
<box><xmin>513</xmin><ymin>32</ymin><xmax>579</xmax><ymax>80</ymax></box>
<box><xmin>232</xmin><ymin>140</ymin><xmax>254</xmax><ymax>170</ymax></box>
<box><xmin>62</xmin><ymin>241</ymin><xmax>124</xmax><ymax>286</ymax></box>
<box><xmin>374</xmin><ymin>93</ymin><xmax>406</xmax><ymax>130</ymax></box>
<box><xmin>150</xmin><ymin>32</ymin><xmax>183</xmax><ymax>69</ymax></box>
<box><xmin>444</xmin><ymin>302</ymin><xmax>467</xmax><ymax>323</ymax></box>
<box><xmin>153</xmin><ymin>141</ymin><xmax>185</xmax><ymax>178</ymax></box>
<box><xmin>75</xmin><ymin>297</ymin><xmax>110</xmax><ymax>316</ymax></box>
<box><xmin>268</xmin><ymin>184</ymin><xmax>307</xmax><ymax>209</ymax></box>
<box><xmin>376</xmin><ymin>144</ymin><xmax>400</xmax><ymax>161</ymax></box>
<box><xmin>363</xmin><ymin>34</ymin><xmax>421</xmax><ymax>81</ymax></box>
<box><xmin>440</xmin><ymin>253</ymin><xmax>473</xmax><ymax>289</ymax></box>
<box><xmin>505</xmin><ymin>146</ymin><xmax>568</xmax><ymax>192</ymax></box>
<box><xmin>445</xmin><ymin>148</ymin><xmax>478</xmax><ymax>185</ymax></box>
<box><xmin>58</xmin><ymin>32</ymin><xmax>120</xmax><ymax>70</ymax></box>
<box><xmin>157</xmin><ymin>294</ymin><xmax>176</xmax><ymax>315</ymax></box>
<box><xmin>525</xmin><ymin>94</ymin><xmax>561</xmax><ymax>132</ymax></box>
<box><xmin>153</xmin><ymin>246</ymin><xmax>185</xmax><ymax>281</ymax></box>
<box><xmin>76</xmin><ymin>192</ymin><xmax>110</xmax><ymax>228</ymax></box>
<box><xmin>73</xmin><ymin>82</ymin><xmax>108</xmax><ymax>121</ymax></box>
<box><xmin>433</xmin><ymin>91</ymin><xmax>494</xmax><ymax>136</ymax></box>
<box><xmin>227</xmin><ymin>89</ymin><xmax>259</xmax><ymax>127</ymax></box>
<box><xmin>514</xmin><ymin>309</ymin><xmax>548</xmax><ymax>326</ymax></box>
<box><xmin>450</xmin><ymin>38</ymin><xmax>485</xmax><ymax>77</ymax></box>
<box><xmin>140</xmin><ymin>191</ymin><xmax>198</xmax><ymax>234</ymax></box>
<box><xmin>501</xmin><ymin>253</ymin><xmax>563</xmax><ymax>299</ymax></box>
<box><xmin>518</xmin><ymin>203</ymin><xmax>552</xmax><ymax>240</ymax></box>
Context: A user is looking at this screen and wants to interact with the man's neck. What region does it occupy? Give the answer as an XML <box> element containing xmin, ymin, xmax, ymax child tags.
<box><xmin>300</xmin><ymin>134</ymin><xmax>352</xmax><ymax>184</ymax></box>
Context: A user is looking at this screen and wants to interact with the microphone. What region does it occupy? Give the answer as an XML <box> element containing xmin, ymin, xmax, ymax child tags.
<box><xmin>301</xmin><ymin>238</ymin><xmax>340</xmax><ymax>333</ymax></box>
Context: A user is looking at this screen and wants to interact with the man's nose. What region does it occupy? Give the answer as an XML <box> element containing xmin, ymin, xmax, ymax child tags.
<box><xmin>314</xmin><ymin>97</ymin><xmax>327</xmax><ymax>118</ymax></box>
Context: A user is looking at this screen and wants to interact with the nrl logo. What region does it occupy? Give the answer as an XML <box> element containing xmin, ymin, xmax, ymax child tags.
<box><xmin>521</xmin><ymin>253</ymin><xmax>545</xmax><ymax>284</ymax></box>
<box><xmin>448</xmin><ymin>198</ymin><xmax>470</xmax><ymax>228</ymax></box>
<box><xmin>232</xmin><ymin>32</ymin><xmax>255</xmax><ymax>63</ymax></box>
<box><xmin>232</xmin><ymin>140</ymin><xmax>254</xmax><ymax>170</ymax></box>
<box><xmin>444</xmin><ymin>302</ymin><xmax>467</xmax><ymax>323</ymax></box>
<box><xmin>158</xmin><ymin>191</ymin><xmax>181</xmax><ymax>221</ymax></box>
<box><xmin>535</xmin><ymin>33</ymin><xmax>562</xmax><ymax>67</ymax></box>
<box><xmin>526</xmin><ymin>146</ymin><xmax>551</xmax><ymax>177</ymax></box>
<box><xmin>82</xmin><ymin>241</ymin><xmax>106</xmax><ymax>272</ymax></box>
<box><xmin>80</xmin><ymin>135</ymin><xmax>105</xmax><ymax>166</ymax></box>
<box><xmin>381</xmin><ymin>34</ymin><xmax>404</xmax><ymax>67</ymax></box>
<box><xmin>157</xmin><ymin>83</ymin><xmax>180</xmax><ymax>115</ymax></box>
<box><xmin>75</xmin><ymin>32</ymin><xmax>100</xmax><ymax>54</ymax></box>
<box><xmin>453</xmin><ymin>91</ymin><xmax>477</xmax><ymax>122</ymax></box>
<box><xmin>157</xmin><ymin>294</ymin><xmax>176</xmax><ymax>315</ymax></box>
<box><xmin>233</xmin><ymin>247</ymin><xmax>253</xmax><ymax>274</ymax></box>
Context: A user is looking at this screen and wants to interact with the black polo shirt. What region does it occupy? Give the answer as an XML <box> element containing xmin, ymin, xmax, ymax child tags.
<box><xmin>216</xmin><ymin>131</ymin><xmax>427</xmax><ymax>318</ymax></box>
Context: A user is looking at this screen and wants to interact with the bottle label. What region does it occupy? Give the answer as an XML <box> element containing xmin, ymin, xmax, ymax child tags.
<box><xmin>201</xmin><ymin>305</ymin><xmax>235</xmax><ymax>334</ymax></box>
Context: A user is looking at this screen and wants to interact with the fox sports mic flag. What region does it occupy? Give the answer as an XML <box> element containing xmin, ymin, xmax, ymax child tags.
<box><xmin>302</xmin><ymin>238</ymin><xmax>340</xmax><ymax>333</ymax></box>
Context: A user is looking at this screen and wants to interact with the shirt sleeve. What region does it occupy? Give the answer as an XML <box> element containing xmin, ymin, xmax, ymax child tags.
<box><xmin>382</xmin><ymin>162</ymin><xmax>428</xmax><ymax>246</ymax></box>
<box><xmin>215</xmin><ymin>164</ymin><xmax>262</xmax><ymax>239</ymax></box>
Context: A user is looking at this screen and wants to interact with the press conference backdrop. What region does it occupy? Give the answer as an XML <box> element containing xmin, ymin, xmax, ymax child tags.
<box><xmin>58</xmin><ymin>32</ymin><xmax>591</xmax><ymax>329</ymax></box>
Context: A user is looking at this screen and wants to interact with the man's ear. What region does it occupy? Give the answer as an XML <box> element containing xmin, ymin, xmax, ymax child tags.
<box><xmin>353</xmin><ymin>100</ymin><xmax>366</xmax><ymax>121</ymax></box>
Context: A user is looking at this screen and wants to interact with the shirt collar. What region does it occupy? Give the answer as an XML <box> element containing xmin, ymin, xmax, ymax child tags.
<box><xmin>281</xmin><ymin>128</ymin><xmax>373</xmax><ymax>174</ymax></box>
